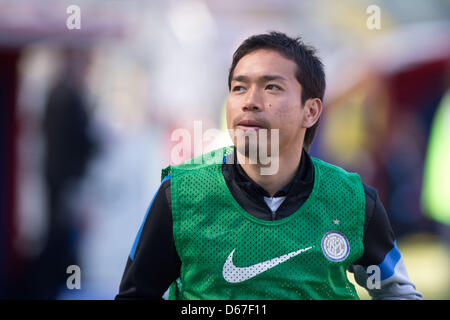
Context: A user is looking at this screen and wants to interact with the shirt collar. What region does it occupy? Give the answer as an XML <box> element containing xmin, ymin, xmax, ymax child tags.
<box><xmin>227</xmin><ymin>146</ymin><xmax>314</xmax><ymax>198</ymax></box>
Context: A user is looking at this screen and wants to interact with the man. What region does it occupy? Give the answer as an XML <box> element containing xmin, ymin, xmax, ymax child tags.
<box><xmin>116</xmin><ymin>32</ymin><xmax>422</xmax><ymax>300</ymax></box>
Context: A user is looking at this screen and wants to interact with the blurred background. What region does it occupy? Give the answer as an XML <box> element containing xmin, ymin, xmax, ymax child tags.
<box><xmin>0</xmin><ymin>0</ymin><xmax>449</xmax><ymax>300</ymax></box>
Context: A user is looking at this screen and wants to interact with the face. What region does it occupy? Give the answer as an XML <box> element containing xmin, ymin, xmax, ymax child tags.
<box><xmin>227</xmin><ymin>49</ymin><xmax>309</xmax><ymax>157</ymax></box>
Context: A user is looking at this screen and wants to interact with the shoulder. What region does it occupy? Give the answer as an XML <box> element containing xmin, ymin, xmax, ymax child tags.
<box><xmin>161</xmin><ymin>146</ymin><xmax>234</xmax><ymax>179</ymax></box>
<box><xmin>311</xmin><ymin>157</ymin><xmax>361</xmax><ymax>178</ymax></box>
<box><xmin>311</xmin><ymin>157</ymin><xmax>364</xmax><ymax>193</ymax></box>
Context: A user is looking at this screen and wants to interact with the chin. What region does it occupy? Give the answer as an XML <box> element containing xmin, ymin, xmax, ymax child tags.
<box><xmin>234</xmin><ymin>140</ymin><xmax>275</xmax><ymax>160</ymax></box>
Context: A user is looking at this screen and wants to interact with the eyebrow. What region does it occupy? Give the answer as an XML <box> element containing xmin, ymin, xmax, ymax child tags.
<box><xmin>231</xmin><ymin>74</ymin><xmax>288</xmax><ymax>83</ymax></box>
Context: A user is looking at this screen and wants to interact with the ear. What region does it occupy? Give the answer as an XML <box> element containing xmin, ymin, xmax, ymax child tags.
<box><xmin>302</xmin><ymin>98</ymin><xmax>322</xmax><ymax>128</ymax></box>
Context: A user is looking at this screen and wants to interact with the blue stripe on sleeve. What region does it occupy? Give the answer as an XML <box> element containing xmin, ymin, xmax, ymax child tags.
<box><xmin>378</xmin><ymin>240</ymin><xmax>402</xmax><ymax>281</ymax></box>
<box><xmin>129</xmin><ymin>175</ymin><xmax>171</xmax><ymax>261</ymax></box>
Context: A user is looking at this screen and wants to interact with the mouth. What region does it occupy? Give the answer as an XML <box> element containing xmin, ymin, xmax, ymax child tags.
<box><xmin>236</xmin><ymin>119</ymin><xmax>265</xmax><ymax>131</ymax></box>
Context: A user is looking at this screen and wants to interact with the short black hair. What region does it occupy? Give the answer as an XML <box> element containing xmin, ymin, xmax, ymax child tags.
<box><xmin>228</xmin><ymin>31</ymin><xmax>326</xmax><ymax>152</ymax></box>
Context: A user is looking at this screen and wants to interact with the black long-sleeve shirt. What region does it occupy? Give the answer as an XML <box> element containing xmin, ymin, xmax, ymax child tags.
<box><xmin>116</xmin><ymin>148</ymin><xmax>422</xmax><ymax>300</ymax></box>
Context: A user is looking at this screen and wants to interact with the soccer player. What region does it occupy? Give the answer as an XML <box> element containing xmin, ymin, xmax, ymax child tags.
<box><xmin>116</xmin><ymin>32</ymin><xmax>422</xmax><ymax>300</ymax></box>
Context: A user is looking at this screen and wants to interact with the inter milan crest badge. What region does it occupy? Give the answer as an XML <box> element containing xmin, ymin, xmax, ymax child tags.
<box><xmin>321</xmin><ymin>231</ymin><xmax>350</xmax><ymax>262</ymax></box>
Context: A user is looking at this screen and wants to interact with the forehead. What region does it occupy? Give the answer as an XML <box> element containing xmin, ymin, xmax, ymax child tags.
<box><xmin>233</xmin><ymin>49</ymin><xmax>298</xmax><ymax>81</ymax></box>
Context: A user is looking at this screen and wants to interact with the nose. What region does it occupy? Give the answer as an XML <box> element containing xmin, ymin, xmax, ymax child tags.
<box><xmin>242</xmin><ymin>86</ymin><xmax>263</xmax><ymax>112</ymax></box>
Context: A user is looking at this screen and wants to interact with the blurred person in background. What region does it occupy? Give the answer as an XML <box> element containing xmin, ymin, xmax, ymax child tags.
<box><xmin>20</xmin><ymin>49</ymin><xmax>98</xmax><ymax>299</ymax></box>
<box><xmin>382</xmin><ymin>60</ymin><xmax>448</xmax><ymax>238</ymax></box>
<box><xmin>422</xmin><ymin>86</ymin><xmax>450</xmax><ymax>248</ymax></box>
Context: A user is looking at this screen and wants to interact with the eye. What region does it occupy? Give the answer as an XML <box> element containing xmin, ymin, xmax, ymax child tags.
<box><xmin>232</xmin><ymin>85</ymin><xmax>246</xmax><ymax>92</ymax></box>
<box><xmin>266</xmin><ymin>84</ymin><xmax>282</xmax><ymax>91</ymax></box>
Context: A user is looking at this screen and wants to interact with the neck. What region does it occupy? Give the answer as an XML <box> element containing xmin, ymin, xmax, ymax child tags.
<box><xmin>236</xmin><ymin>144</ymin><xmax>303</xmax><ymax>197</ymax></box>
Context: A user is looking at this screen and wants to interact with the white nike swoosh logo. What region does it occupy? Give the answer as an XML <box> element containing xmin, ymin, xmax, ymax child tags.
<box><xmin>222</xmin><ymin>246</ymin><xmax>314</xmax><ymax>283</ymax></box>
